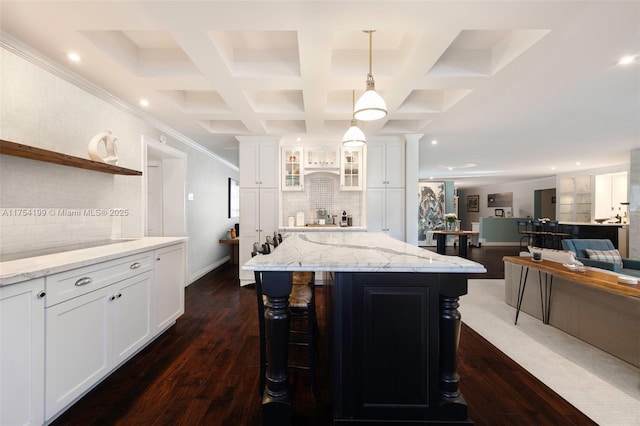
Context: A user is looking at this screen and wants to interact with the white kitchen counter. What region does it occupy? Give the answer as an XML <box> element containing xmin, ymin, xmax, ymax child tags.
<box><xmin>243</xmin><ymin>232</ymin><xmax>486</xmax><ymax>273</ymax></box>
<box><xmin>0</xmin><ymin>237</ymin><xmax>187</xmax><ymax>286</ymax></box>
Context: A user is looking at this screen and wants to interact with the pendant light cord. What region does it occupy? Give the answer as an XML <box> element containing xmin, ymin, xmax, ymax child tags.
<box><xmin>352</xmin><ymin>89</ymin><xmax>356</xmax><ymax>118</ymax></box>
<box><xmin>368</xmin><ymin>31</ymin><xmax>373</xmax><ymax>75</ymax></box>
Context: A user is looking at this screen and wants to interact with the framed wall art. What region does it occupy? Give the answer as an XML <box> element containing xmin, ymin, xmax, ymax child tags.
<box><xmin>418</xmin><ymin>181</ymin><xmax>446</xmax><ymax>245</ymax></box>
<box><xmin>466</xmin><ymin>195</ymin><xmax>479</xmax><ymax>212</ymax></box>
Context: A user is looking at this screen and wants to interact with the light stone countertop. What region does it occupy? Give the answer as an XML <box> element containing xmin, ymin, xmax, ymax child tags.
<box><xmin>279</xmin><ymin>226</ymin><xmax>367</xmax><ymax>232</ymax></box>
<box><xmin>0</xmin><ymin>237</ymin><xmax>187</xmax><ymax>286</ymax></box>
<box><xmin>243</xmin><ymin>232</ymin><xmax>486</xmax><ymax>273</ymax></box>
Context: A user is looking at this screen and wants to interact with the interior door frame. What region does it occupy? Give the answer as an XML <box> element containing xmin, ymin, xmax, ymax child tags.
<box><xmin>141</xmin><ymin>135</ymin><xmax>187</xmax><ymax>237</ymax></box>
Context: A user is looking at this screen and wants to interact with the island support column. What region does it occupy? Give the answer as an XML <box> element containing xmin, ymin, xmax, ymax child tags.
<box><xmin>258</xmin><ymin>271</ymin><xmax>293</xmax><ymax>426</ymax></box>
<box><xmin>438</xmin><ymin>274</ymin><xmax>469</xmax><ymax>420</ymax></box>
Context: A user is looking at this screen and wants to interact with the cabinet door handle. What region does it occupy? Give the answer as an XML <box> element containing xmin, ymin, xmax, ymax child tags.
<box><xmin>109</xmin><ymin>295</ymin><xmax>116</xmax><ymax>301</ymax></box>
<box><xmin>130</xmin><ymin>262</ymin><xmax>141</xmax><ymax>269</ymax></box>
<box><xmin>37</xmin><ymin>290</ymin><xmax>46</xmax><ymax>298</ymax></box>
<box><xmin>116</xmin><ymin>293</ymin><xmax>122</xmax><ymax>298</ymax></box>
<box><xmin>156</xmin><ymin>257</ymin><xmax>161</xmax><ymax>261</ymax></box>
<box><xmin>75</xmin><ymin>277</ymin><xmax>92</xmax><ymax>286</ymax></box>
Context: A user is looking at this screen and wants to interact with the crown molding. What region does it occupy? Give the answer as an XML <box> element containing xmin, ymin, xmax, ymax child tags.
<box><xmin>0</xmin><ymin>32</ymin><xmax>238</xmax><ymax>172</ymax></box>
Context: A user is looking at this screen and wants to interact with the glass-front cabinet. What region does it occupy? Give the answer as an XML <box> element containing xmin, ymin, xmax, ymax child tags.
<box><xmin>282</xmin><ymin>147</ymin><xmax>304</xmax><ymax>191</ymax></box>
<box><xmin>305</xmin><ymin>147</ymin><xmax>339</xmax><ymax>169</ymax></box>
<box><xmin>558</xmin><ymin>174</ymin><xmax>592</xmax><ymax>222</ymax></box>
<box><xmin>340</xmin><ymin>147</ymin><xmax>363</xmax><ymax>191</ymax></box>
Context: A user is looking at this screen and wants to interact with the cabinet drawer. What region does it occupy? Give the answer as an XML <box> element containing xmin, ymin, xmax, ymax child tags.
<box><xmin>45</xmin><ymin>252</ymin><xmax>153</xmax><ymax>307</ymax></box>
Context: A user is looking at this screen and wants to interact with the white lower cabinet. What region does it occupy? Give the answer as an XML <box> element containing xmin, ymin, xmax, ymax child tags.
<box><xmin>154</xmin><ymin>243</ymin><xmax>185</xmax><ymax>333</ymax></box>
<box><xmin>45</xmin><ymin>271</ymin><xmax>152</xmax><ymax>419</ymax></box>
<box><xmin>1</xmin><ymin>278</ymin><xmax>45</xmax><ymax>426</ymax></box>
<box><xmin>112</xmin><ymin>273</ymin><xmax>153</xmax><ymax>364</ymax></box>
<box><xmin>0</xmin><ymin>242</ymin><xmax>185</xmax><ymax>424</ymax></box>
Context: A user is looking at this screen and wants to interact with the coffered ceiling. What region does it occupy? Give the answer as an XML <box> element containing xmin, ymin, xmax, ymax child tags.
<box><xmin>1</xmin><ymin>1</ymin><xmax>638</xmax><ymax>188</ymax></box>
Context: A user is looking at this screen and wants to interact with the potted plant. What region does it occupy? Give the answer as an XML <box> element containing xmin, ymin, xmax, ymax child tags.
<box><xmin>444</xmin><ymin>213</ymin><xmax>458</xmax><ymax>231</ymax></box>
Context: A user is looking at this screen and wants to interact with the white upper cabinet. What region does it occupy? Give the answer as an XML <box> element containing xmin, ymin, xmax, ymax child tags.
<box><xmin>340</xmin><ymin>147</ymin><xmax>363</xmax><ymax>191</ymax></box>
<box><xmin>282</xmin><ymin>147</ymin><xmax>304</xmax><ymax>191</ymax></box>
<box><xmin>305</xmin><ymin>147</ymin><xmax>339</xmax><ymax>169</ymax></box>
<box><xmin>239</xmin><ymin>140</ymin><xmax>278</xmax><ymax>188</ymax></box>
<box><xmin>367</xmin><ymin>140</ymin><xmax>405</xmax><ymax>188</ymax></box>
<box><xmin>594</xmin><ymin>172</ymin><xmax>628</xmax><ymax>219</ymax></box>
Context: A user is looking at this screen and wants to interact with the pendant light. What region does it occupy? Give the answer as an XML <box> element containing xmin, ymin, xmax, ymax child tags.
<box><xmin>354</xmin><ymin>30</ymin><xmax>387</xmax><ymax>121</ymax></box>
<box><xmin>343</xmin><ymin>90</ymin><xmax>367</xmax><ymax>147</ymax></box>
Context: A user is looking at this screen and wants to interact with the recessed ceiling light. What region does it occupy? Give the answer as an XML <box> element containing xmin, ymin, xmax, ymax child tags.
<box><xmin>296</xmin><ymin>137</ymin><xmax>301</xmax><ymax>142</ymax></box>
<box><xmin>67</xmin><ymin>52</ymin><xmax>81</xmax><ymax>63</ymax></box>
<box><xmin>429</xmin><ymin>176</ymin><xmax>434</xmax><ymax>180</ymax></box>
<box><xmin>448</xmin><ymin>167</ymin><xmax>453</xmax><ymax>171</ymax></box>
<box><xmin>431</xmin><ymin>140</ymin><xmax>437</xmax><ymax>145</ymax></box>
<box><xmin>575</xmin><ymin>161</ymin><xmax>581</xmax><ymax>166</ymax></box>
<box><xmin>140</xmin><ymin>99</ymin><xmax>149</xmax><ymax>107</ymax></box>
<box><xmin>551</xmin><ymin>166</ymin><xmax>556</xmax><ymax>170</ymax></box>
<box><xmin>618</xmin><ymin>55</ymin><xmax>637</xmax><ymax>65</ymax></box>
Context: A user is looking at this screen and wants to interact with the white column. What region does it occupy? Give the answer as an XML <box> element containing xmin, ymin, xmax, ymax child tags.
<box><xmin>404</xmin><ymin>134</ymin><xmax>422</xmax><ymax>246</ymax></box>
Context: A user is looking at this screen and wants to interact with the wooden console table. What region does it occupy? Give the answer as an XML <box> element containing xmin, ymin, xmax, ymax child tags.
<box><xmin>503</xmin><ymin>256</ymin><xmax>640</xmax><ymax>368</ymax></box>
<box><xmin>219</xmin><ymin>238</ymin><xmax>239</xmax><ymax>264</ymax></box>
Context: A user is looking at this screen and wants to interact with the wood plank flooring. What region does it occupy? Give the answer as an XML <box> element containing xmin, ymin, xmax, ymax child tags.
<box><xmin>51</xmin><ymin>247</ymin><xmax>596</xmax><ymax>426</ymax></box>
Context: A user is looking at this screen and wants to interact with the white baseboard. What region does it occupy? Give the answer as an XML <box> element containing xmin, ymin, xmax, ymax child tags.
<box><xmin>188</xmin><ymin>256</ymin><xmax>230</xmax><ymax>285</ymax></box>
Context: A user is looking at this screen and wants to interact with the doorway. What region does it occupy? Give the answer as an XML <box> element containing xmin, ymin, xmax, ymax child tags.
<box><xmin>142</xmin><ymin>135</ymin><xmax>187</xmax><ymax>237</ymax></box>
<box><xmin>534</xmin><ymin>188</ymin><xmax>556</xmax><ymax>220</ymax></box>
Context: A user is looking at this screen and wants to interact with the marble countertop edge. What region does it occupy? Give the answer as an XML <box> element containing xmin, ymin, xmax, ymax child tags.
<box><xmin>243</xmin><ymin>264</ymin><xmax>487</xmax><ymax>273</ymax></box>
<box><xmin>242</xmin><ymin>232</ymin><xmax>487</xmax><ymax>274</ymax></box>
<box><xmin>0</xmin><ymin>237</ymin><xmax>187</xmax><ymax>286</ymax></box>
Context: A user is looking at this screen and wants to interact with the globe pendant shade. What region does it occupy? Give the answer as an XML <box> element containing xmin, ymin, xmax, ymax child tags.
<box><xmin>354</xmin><ymin>89</ymin><xmax>387</xmax><ymax>121</ymax></box>
<box><xmin>342</xmin><ymin>123</ymin><xmax>366</xmax><ymax>147</ymax></box>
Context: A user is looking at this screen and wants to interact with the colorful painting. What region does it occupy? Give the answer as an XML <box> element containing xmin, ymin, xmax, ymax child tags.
<box><xmin>418</xmin><ymin>181</ymin><xmax>446</xmax><ymax>244</ymax></box>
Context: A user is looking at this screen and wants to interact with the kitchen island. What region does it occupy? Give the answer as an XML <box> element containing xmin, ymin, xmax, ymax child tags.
<box><xmin>243</xmin><ymin>232</ymin><xmax>486</xmax><ymax>425</ymax></box>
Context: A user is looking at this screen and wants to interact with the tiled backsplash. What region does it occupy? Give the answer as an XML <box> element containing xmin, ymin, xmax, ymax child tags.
<box><xmin>281</xmin><ymin>174</ymin><xmax>362</xmax><ymax>226</ymax></box>
<box><xmin>0</xmin><ymin>207</ymin><xmax>124</xmax><ymax>256</ymax></box>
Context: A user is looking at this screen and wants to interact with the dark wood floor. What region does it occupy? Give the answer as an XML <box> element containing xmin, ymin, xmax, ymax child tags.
<box><xmin>423</xmin><ymin>244</ymin><xmax>522</xmax><ymax>279</ymax></box>
<box><xmin>51</xmin><ymin>246</ymin><xmax>596</xmax><ymax>426</ymax></box>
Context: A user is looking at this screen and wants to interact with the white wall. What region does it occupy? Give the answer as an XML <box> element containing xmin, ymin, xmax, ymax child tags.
<box><xmin>0</xmin><ymin>46</ymin><xmax>146</xmax><ymax>250</ymax></box>
<box><xmin>0</xmin><ymin>44</ymin><xmax>239</xmax><ymax>281</ymax></box>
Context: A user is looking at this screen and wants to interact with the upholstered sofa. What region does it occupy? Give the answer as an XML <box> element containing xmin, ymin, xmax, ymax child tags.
<box><xmin>561</xmin><ymin>239</ymin><xmax>640</xmax><ymax>278</ymax></box>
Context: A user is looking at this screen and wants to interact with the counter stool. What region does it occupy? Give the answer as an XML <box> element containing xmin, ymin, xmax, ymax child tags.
<box><xmin>252</xmin><ymin>251</ymin><xmax>320</xmax><ymax>402</ymax></box>
<box><xmin>517</xmin><ymin>220</ymin><xmax>532</xmax><ymax>251</ymax></box>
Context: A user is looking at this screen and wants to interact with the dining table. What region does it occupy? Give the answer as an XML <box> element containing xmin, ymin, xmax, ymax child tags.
<box><xmin>431</xmin><ymin>230</ymin><xmax>480</xmax><ymax>258</ymax></box>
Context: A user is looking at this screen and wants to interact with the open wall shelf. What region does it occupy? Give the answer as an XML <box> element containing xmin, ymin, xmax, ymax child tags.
<box><xmin>0</xmin><ymin>139</ymin><xmax>142</xmax><ymax>176</ymax></box>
